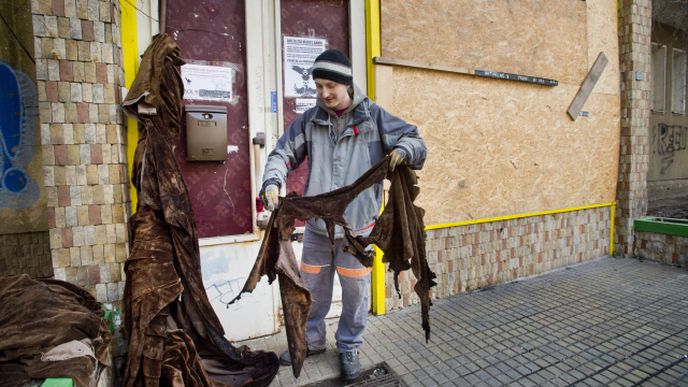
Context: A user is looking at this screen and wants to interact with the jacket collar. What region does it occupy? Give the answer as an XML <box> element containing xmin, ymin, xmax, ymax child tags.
<box><xmin>312</xmin><ymin>83</ymin><xmax>370</xmax><ymax>126</ymax></box>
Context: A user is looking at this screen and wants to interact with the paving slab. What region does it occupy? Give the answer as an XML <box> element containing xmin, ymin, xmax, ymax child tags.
<box><xmin>239</xmin><ymin>257</ymin><xmax>688</xmax><ymax>386</ymax></box>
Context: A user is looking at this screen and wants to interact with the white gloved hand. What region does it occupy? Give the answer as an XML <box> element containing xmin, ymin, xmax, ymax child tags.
<box><xmin>389</xmin><ymin>148</ymin><xmax>407</xmax><ymax>171</ymax></box>
<box><xmin>261</xmin><ymin>184</ymin><xmax>279</xmax><ymax>211</ymax></box>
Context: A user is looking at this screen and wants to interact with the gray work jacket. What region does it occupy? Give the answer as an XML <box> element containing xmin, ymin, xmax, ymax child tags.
<box><xmin>262</xmin><ymin>84</ymin><xmax>427</xmax><ymax>238</ymax></box>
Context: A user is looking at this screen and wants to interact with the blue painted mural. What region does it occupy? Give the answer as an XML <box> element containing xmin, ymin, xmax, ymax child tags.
<box><xmin>0</xmin><ymin>61</ymin><xmax>39</xmax><ymax>208</ymax></box>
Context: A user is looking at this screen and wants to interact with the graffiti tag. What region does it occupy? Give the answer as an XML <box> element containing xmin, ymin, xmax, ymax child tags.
<box><xmin>0</xmin><ymin>62</ymin><xmax>39</xmax><ymax>208</ymax></box>
<box><xmin>652</xmin><ymin>123</ymin><xmax>687</xmax><ymax>175</ymax></box>
<box><xmin>205</xmin><ymin>276</ymin><xmax>249</xmax><ymax>304</ymax></box>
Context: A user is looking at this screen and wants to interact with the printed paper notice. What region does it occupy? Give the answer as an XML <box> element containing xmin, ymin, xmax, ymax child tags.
<box><xmin>294</xmin><ymin>98</ymin><xmax>316</xmax><ymax>114</ymax></box>
<box><xmin>283</xmin><ymin>36</ymin><xmax>326</xmax><ymax>98</ymax></box>
<box><xmin>182</xmin><ymin>64</ymin><xmax>233</xmax><ymax>102</ymax></box>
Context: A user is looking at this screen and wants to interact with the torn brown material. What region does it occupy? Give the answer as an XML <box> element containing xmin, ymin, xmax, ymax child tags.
<box><xmin>230</xmin><ymin>156</ymin><xmax>436</xmax><ymax>378</ymax></box>
<box><xmin>0</xmin><ymin>274</ymin><xmax>111</xmax><ymax>387</ymax></box>
<box><xmin>353</xmin><ymin>163</ymin><xmax>437</xmax><ymax>342</ymax></box>
<box><xmin>122</xmin><ymin>33</ymin><xmax>278</xmax><ymax>387</ymax></box>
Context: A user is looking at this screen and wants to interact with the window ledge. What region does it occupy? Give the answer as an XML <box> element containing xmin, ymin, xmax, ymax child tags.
<box><xmin>635</xmin><ymin>216</ymin><xmax>688</xmax><ymax>237</ymax></box>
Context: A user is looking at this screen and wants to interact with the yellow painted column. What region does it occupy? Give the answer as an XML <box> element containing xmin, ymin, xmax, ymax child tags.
<box><xmin>120</xmin><ymin>0</ymin><xmax>139</xmax><ymax>213</ymax></box>
<box><xmin>366</xmin><ymin>0</ymin><xmax>385</xmax><ymax>316</ymax></box>
<box><xmin>609</xmin><ymin>201</ymin><xmax>616</xmax><ymax>256</ymax></box>
<box><xmin>365</xmin><ymin>0</ymin><xmax>380</xmax><ymax>101</ymax></box>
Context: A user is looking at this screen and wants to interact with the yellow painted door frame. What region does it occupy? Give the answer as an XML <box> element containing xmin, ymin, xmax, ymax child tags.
<box><xmin>365</xmin><ymin>0</ymin><xmax>386</xmax><ymax>316</ymax></box>
<box><xmin>121</xmin><ymin>0</ymin><xmax>139</xmax><ymax>213</ymax></box>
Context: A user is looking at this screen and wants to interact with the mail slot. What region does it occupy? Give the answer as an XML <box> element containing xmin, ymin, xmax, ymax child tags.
<box><xmin>185</xmin><ymin>105</ymin><xmax>227</xmax><ymax>161</ymax></box>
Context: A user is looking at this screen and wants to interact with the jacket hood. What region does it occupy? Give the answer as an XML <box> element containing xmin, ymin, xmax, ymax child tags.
<box><xmin>315</xmin><ymin>83</ymin><xmax>368</xmax><ymax>117</ymax></box>
<box><xmin>314</xmin><ymin>83</ymin><xmax>370</xmax><ymax>125</ymax></box>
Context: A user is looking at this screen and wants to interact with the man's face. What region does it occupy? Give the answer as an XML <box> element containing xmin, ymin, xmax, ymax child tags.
<box><xmin>315</xmin><ymin>79</ymin><xmax>351</xmax><ymax>111</ymax></box>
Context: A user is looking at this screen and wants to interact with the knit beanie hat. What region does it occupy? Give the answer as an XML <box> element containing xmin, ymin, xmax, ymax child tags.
<box><xmin>312</xmin><ymin>49</ymin><xmax>353</xmax><ymax>85</ymax></box>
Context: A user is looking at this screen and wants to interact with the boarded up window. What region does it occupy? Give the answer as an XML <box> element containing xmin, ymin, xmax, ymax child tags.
<box><xmin>381</xmin><ymin>0</ymin><xmax>588</xmax><ymax>84</ymax></box>
<box><xmin>652</xmin><ymin>43</ymin><xmax>667</xmax><ymax>112</ymax></box>
<box><xmin>672</xmin><ymin>48</ymin><xmax>687</xmax><ymax>114</ymax></box>
<box><xmin>376</xmin><ymin>0</ymin><xmax>621</xmax><ymax>224</ymax></box>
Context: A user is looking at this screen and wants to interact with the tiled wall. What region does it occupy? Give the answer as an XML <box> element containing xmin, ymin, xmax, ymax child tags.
<box><xmin>615</xmin><ymin>0</ymin><xmax>651</xmax><ymax>256</ymax></box>
<box><xmin>0</xmin><ymin>232</ymin><xmax>52</xmax><ymax>278</ymax></box>
<box><xmin>32</xmin><ymin>0</ymin><xmax>129</xmax><ymax>302</ymax></box>
<box><xmin>635</xmin><ymin>232</ymin><xmax>688</xmax><ymax>269</ymax></box>
<box><xmin>386</xmin><ymin>207</ymin><xmax>612</xmax><ymax>309</ymax></box>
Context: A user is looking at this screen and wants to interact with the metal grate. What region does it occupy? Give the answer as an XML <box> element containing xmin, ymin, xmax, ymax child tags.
<box><xmin>303</xmin><ymin>362</ymin><xmax>405</xmax><ymax>387</ymax></box>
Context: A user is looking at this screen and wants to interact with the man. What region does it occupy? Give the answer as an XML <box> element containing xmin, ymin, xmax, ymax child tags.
<box><xmin>261</xmin><ymin>49</ymin><xmax>426</xmax><ymax>380</ymax></box>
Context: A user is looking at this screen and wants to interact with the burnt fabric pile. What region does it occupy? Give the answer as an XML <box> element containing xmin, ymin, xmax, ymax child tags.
<box><xmin>230</xmin><ymin>156</ymin><xmax>436</xmax><ymax>378</ymax></box>
<box><xmin>121</xmin><ymin>33</ymin><xmax>278</xmax><ymax>386</ymax></box>
<box><xmin>0</xmin><ymin>274</ymin><xmax>111</xmax><ymax>386</ymax></box>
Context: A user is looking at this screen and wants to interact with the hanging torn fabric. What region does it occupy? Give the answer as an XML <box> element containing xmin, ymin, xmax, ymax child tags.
<box><xmin>121</xmin><ymin>33</ymin><xmax>279</xmax><ymax>386</ymax></box>
<box><xmin>229</xmin><ymin>156</ymin><xmax>436</xmax><ymax>378</ymax></box>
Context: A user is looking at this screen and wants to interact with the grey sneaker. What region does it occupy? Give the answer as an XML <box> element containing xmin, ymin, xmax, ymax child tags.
<box><xmin>339</xmin><ymin>351</ymin><xmax>360</xmax><ymax>380</ymax></box>
<box><xmin>279</xmin><ymin>347</ymin><xmax>326</xmax><ymax>366</ymax></box>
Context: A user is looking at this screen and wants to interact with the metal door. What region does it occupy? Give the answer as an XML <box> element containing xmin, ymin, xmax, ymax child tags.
<box><xmin>280</xmin><ymin>0</ymin><xmax>350</xmax><ymax>318</ymax></box>
<box><xmin>281</xmin><ymin>0</ymin><xmax>350</xmax><ymax>196</ymax></box>
<box><xmin>165</xmin><ymin>0</ymin><xmax>253</xmax><ymax>238</ymax></box>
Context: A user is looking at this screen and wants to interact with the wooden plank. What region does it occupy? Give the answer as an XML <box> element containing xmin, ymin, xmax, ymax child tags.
<box><xmin>567</xmin><ymin>52</ymin><xmax>608</xmax><ymax>120</ymax></box>
<box><xmin>473</xmin><ymin>69</ymin><xmax>558</xmax><ymax>86</ymax></box>
<box><xmin>373</xmin><ymin>56</ymin><xmax>558</xmax><ymax>87</ymax></box>
<box><xmin>374</xmin><ymin>64</ymin><xmax>394</xmax><ymax>107</ymax></box>
<box><xmin>374</xmin><ymin>56</ymin><xmax>472</xmax><ymax>76</ymax></box>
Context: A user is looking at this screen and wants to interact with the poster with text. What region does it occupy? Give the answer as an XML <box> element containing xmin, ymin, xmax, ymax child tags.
<box><xmin>283</xmin><ymin>37</ymin><xmax>326</xmax><ymax>98</ymax></box>
<box><xmin>182</xmin><ymin>64</ymin><xmax>233</xmax><ymax>102</ymax></box>
<box><xmin>294</xmin><ymin>98</ymin><xmax>317</xmax><ymax>114</ymax></box>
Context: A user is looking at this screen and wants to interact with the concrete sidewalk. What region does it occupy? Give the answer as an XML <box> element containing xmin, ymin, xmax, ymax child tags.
<box><xmin>240</xmin><ymin>257</ymin><xmax>688</xmax><ymax>386</ymax></box>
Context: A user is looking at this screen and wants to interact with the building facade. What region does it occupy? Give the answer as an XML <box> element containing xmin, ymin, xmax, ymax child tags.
<box><xmin>0</xmin><ymin>0</ymin><xmax>684</xmax><ymax>341</ymax></box>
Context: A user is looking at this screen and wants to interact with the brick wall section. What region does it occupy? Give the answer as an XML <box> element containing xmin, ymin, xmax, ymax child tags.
<box><xmin>635</xmin><ymin>232</ymin><xmax>688</xmax><ymax>269</ymax></box>
<box><xmin>386</xmin><ymin>207</ymin><xmax>611</xmax><ymax>309</ymax></box>
<box><xmin>32</xmin><ymin>0</ymin><xmax>128</xmax><ymax>302</ymax></box>
<box><xmin>0</xmin><ymin>232</ymin><xmax>52</xmax><ymax>278</ymax></box>
<box><xmin>615</xmin><ymin>0</ymin><xmax>651</xmax><ymax>256</ymax></box>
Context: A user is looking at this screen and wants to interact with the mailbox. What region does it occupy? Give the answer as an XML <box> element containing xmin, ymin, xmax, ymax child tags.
<box><xmin>185</xmin><ymin>105</ymin><xmax>227</xmax><ymax>161</ymax></box>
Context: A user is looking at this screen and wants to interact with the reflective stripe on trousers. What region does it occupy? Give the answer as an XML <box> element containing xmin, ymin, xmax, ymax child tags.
<box><xmin>300</xmin><ymin>227</ymin><xmax>371</xmax><ymax>352</ymax></box>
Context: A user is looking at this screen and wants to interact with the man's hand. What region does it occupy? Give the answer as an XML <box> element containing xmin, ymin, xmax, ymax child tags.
<box><xmin>261</xmin><ymin>184</ymin><xmax>279</xmax><ymax>211</ymax></box>
<box><xmin>389</xmin><ymin>148</ymin><xmax>407</xmax><ymax>171</ymax></box>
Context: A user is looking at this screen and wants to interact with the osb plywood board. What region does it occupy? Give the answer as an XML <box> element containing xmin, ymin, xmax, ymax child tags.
<box><xmin>381</xmin><ymin>0</ymin><xmax>588</xmax><ymax>85</ymax></box>
<box><xmin>586</xmin><ymin>0</ymin><xmax>620</xmax><ymax>95</ymax></box>
<box><xmin>376</xmin><ymin>65</ymin><xmax>620</xmax><ymax>225</ymax></box>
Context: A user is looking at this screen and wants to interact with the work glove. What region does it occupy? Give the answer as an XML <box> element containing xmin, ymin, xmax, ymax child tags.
<box><xmin>389</xmin><ymin>148</ymin><xmax>407</xmax><ymax>171</ymax></box>
<box><xmin>261</xmin><ymin>184</ymin><xmax>279</xmax><ymax>211</ymax></box>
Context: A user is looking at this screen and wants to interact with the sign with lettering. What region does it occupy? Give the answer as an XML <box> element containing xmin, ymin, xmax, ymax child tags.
<box><xmin>283</xmin><ymin>36</ymin><xmax>327</xmax><ymax>98</ymax></box>
<box><xmin>474</xmin><ymin>69</ymin><xmax>558</xmax><ymax>86</ymax></box>
<box><xmin>181</xmin><ymin>64</ymin><xmax>233</xmax><ymax>102</ymax></box>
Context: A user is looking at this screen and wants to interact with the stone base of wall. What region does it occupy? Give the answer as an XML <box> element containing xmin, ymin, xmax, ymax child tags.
<box><xmin>635</xmin><ymin>231</ymin><xmax>687</xmax><ymax>269</ymax></box>
<box><xmin>386</xmin><ymin>207</ymin><xmax>611</xmax><ymax>309</ymax></box>
<box><xmin>648</xmin><ymin>180</ymin><xmax>688</xmax><ymax>201</ymax></box>
<box><xmin>0</xmin><ymin>231</ymin><xmax>53</xmax><ymax>278</ymax></box>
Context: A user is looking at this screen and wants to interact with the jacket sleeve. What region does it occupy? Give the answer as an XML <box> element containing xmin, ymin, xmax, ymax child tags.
<box><xmin>372</xmin><ymin>103</ymin><xmax>427</xmax><ymax>170</ymax></box>
<box><xmin>262</xmin><ymin>114</ymin><xmax>309</xmax><ymax>189</ymax></box>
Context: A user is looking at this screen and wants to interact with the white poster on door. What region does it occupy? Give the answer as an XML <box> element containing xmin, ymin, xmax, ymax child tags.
<box><xmin>294</xmin><ymin>98</ymin><xmax>317</xmax><ymax>114</ymax></box>
<box><xmin>181</xmin><ymin>64</ymin><xmax>233</xmax><ymax>102</ymax></box>
<box><xmin>283</xmin><ymin>36</ymin><xmax>326</xmax><ymax>98</ymax></box>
